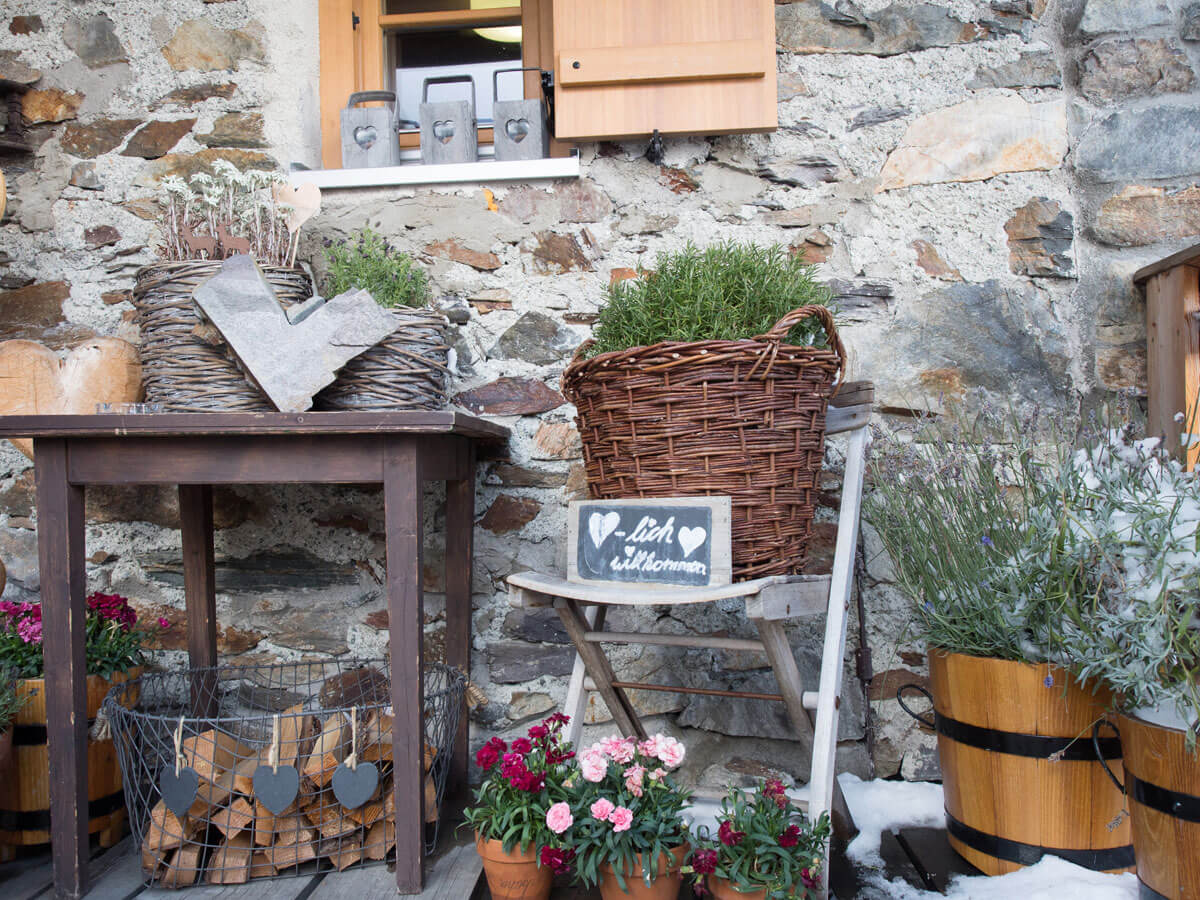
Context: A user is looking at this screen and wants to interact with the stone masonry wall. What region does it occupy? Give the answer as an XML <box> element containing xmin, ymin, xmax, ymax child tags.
<box><xmin>1</xmin><ymin>0</ymin><xmax>1197</xmax><ymax>788</ymax></box>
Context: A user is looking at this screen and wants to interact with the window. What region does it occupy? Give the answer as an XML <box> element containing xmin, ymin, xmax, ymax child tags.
<box><xmin>316</xmin><ymin>0</ymin><xmax>776</xmax><ymax>170</ymax></box>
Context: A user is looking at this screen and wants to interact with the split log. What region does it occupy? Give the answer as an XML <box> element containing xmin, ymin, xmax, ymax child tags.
<box><xmin>249</xmin><ymin>851</ymin><xmax>278</xmax><ymax>880</ymax></box>
<box><xmin>302</xmin><ymin>715</ymin><xmax>348</xmax><ymax>788</ymax></box>
<box><xmin>318</xmin><ymin>667</ymin><xmax>389</xmax><ymax>708</ymax></box>
<box><xmin>141</xmin><ymin>843</ymin><xmax>171</xmax><ymax>877</ymax></box>
<box><xmin>183</xmin><ymin>729</ymin><xmax>252</xmax><ymax>784</ymax></box>
<box><xmin>364</xmin><ymin>818</ymin><xmax>396</xmax><ymax>861</ymax></box>
<box><xmin>211</xmin><ymin>797</ymin><xmax>255</xmax><ymax>839</ymax></box>
<box><xmin>318</xmin><ymin>831</ymin><xmax>365</xmax><ymax>871</ymax></box>
<box><xmin>264</xmin><ymin>833</ymin><xmax>317</xmax><ymax>870</ymax></box>
<box><xmin>206</xmin><ymin>831</ymin><xmax>253</xmax><ymax>885</ymax></box>
<box><xmin>143</xmin><ymin>800</ymin><xmax>205</xmax><ymax>854</ymax></box>
<box><xmin>303</xmin><ymin>792</ymin><xmax>360</xmax><ymax>841</ymax></box>
<box><xmin>160</xmin><ymin>841</ymin><xmax>204</xmax><ymax>888</ymax></box>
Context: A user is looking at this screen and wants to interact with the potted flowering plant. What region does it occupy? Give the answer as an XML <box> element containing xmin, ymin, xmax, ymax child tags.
<box><xmin>0</xmin><ymin>592</ymin><xmax>168</xmax><ymax>846</ymax></box>
<box><xmin>688</xmin><ymin>779</ymin><xmax>830</xmax><ymax>899</ymax></box>
<box><xmin>568</xmin><ymin>733</ymin><xmax>691</xmax><ymax>899</ymax></box>
<box><xmin>463</xmin><ymin>712</ymin><xmax>577</xmax><ymax>900</ymax></box>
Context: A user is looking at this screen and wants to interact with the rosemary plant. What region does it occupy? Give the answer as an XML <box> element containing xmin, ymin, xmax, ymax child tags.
<box><xmin>322</xmin><ymin>228</ymin><xmax>429</xmax><ymax>309</ymax></box>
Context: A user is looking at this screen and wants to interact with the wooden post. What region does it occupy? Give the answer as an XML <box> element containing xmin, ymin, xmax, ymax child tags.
<box><xmin>384</xmin><ymin>440</ymin><xmax>425</xmax><ymax>894</ymax></box>
<box><xmin>1144</xmin><ymin>264</ymin><xmax>1200</xmax><ymax>468</ymax></box>
<box><xmin>443</xmin><ymin>438</ymin><xmax>474</xmax><ymax>810</ymax></box>
<box><xmin>179</xmin><ymin>484</ymin><xmax>219</xmax><ymax>719</ymax></box>
<box><xmin>35</xmin><ymin>438</ymin><xmax>89</xmax><ymax>900</ymax></box>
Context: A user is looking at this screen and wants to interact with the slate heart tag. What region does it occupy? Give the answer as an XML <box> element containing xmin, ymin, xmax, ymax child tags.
<box><xmin>505</xmin><ymin>118</ymin><xmax>530</xmax><ymax>143</ymax></box>
<box><xmin>432</xmin><ymin>120</ymin><xmax>455</xmax><ymax>144</ymax></box>
<box><xmin>331</xmin><ymin>761</ymin><xmax>379</xmax><ymax>810</ymax></box>
<box><xmin>678</xmin><ymin>526</ymin><xmax>707</xmax><ymax>558</ymax></box>
<box><xmin>253</xmin><ymin>764</ymin><xmax>301</xmax><ymax>815</ymax></box>
<box><xmin>353</xmin><ymin>125</ymin><xmax>378</xmax><ymax>150</ymax></box>
<box><xmin>159</xmin><ymin>765</ymin><xmax>200</xmax><ymax>819</ymax></box>
<box><xmin>588</xmin><ymin>511</ymin><xmax>620</xmax><ymax>549</ymax></box>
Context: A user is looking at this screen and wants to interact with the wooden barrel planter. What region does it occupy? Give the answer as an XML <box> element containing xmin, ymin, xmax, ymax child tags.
<box><xmin>1106</xmin><ymin>711</ymin><xmax>1200</xmax><ymax>899</ymax></box>
<box><xmin>0</xmin><ymin>670</ymin><xmax>140</xmax><ymax>847</ymax></box>
<box><xmin>917</xmin><ymin>650</ymin><xmax>1133</xmax><ymax>876</ymax></box>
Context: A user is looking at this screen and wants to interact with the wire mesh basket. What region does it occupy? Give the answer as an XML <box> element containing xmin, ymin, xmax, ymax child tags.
<box><xmin>102</xmin><ymin>660</ymin><xmax>464</xmax><ymax>887</ymax></box>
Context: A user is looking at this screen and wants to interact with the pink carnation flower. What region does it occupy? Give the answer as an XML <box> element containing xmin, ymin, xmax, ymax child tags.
<box><xmin>610</xmin><ymin>806</ymin><xmax>633</xmax><ymax>832</ymax></box>
<box><xmin>601</xmin><ymin>735</ymin><xmax>636</xmax><ymax>764</ymax></box>
<box><xmin>655</xmin><ymin>735</ymin><xmax>685</xmax><ymax>769</ymax></box>
<box><xmin>580</xmin><ymin>749</ymin><xmax>607</xmax><ymax>783</ymax></box>
<box><xmin>623</xmin><ymin>763</ymin><xmax>645</xmax><ymax>797</ymax></box>
<box><xmin>545</xmin><ymin>801</ymin><xmax>573</xmax><ymax>835</ymax></box>
<box><xmin>590</xmin><ymin>797</ymin><xmax>615</xmax><ymax>822</ymax></box>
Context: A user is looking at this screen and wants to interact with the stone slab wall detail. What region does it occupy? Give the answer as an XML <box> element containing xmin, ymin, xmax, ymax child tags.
<box><xmin>0</xmin><ymin>0</ymin><xmax>1196</xmax><ymax>788</ymax></box>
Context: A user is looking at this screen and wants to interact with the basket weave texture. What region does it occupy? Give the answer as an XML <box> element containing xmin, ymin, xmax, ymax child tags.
<box><xmin>316</xmin><ymin>308</ymin><xmax>451</xmax><ymax>411</ymax></box>
<box><xmin>561</xmin><ymin>306</ymin><xmax>845</xmax><ymax>580</ymax></box>
<box><xmin>132</xmin><ymin>261</ymin><xmax>312</xmax><ymax>412</ymax></box>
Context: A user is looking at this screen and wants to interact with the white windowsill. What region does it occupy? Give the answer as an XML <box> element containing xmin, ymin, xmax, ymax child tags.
<box><xmin>289</xmin><ymin>152</ymin><xmax>580</xmax><ymax>190</ymax></box>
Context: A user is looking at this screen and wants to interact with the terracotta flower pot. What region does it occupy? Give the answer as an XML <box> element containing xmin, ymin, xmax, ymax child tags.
<box><xmin>707</xmin><ymin>877</ymin><xmax>800</xmax><ymax>899</ymax></box>
<box><xmin>598</xmin><ymin>843</ymin><xmax>689</xmax><ymax>900</ymax></box>
<box><xmin>475</xmin><ymin>834</ymin><xmax>553</xmax><ymax>900</ymax></box>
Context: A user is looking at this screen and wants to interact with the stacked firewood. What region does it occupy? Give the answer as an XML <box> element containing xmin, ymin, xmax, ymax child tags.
<box><xmin>140</xmin><ymin>695</ymin><xmax>435</xmax><ymax>886</ymax></box>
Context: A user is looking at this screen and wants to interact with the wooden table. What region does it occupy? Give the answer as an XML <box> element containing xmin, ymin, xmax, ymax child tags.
<box><xmin>0</xmin><ymin>411</ymin><xmax>508</xmax><ymax>899</ymax></box>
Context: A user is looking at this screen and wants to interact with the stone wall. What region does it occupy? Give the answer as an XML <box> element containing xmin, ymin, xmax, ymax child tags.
<box><xmin>1</xmin><ymin>0</ymin><xmax>1197</xmax><ymax>788</ymax></box>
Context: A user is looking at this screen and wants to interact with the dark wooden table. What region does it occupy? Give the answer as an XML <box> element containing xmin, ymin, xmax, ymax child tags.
<box><xmin>0</xmin><ymin>411</ymin><xmax>509</xmax><ymax>899</ymax></box>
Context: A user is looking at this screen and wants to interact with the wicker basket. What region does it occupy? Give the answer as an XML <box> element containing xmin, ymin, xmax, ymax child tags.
<box><xmin>132</xmin><ymin>261</ymin><xmax>312</xmax><ymax>412</ymax></box>
<box><xmin>561</xmin><ymin>306</ymin><xmax>845</xmax><ymax>580</ymax></box>
<box><xmin>315</xmin><ymin>308</ymin><xmax>451</xmax><ymax>411</ymax></box>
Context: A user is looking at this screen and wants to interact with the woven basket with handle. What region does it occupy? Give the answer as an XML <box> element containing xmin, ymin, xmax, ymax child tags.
<box><xmin>561</xmin><ymin>306</ymin><xmax>845</xmax><ymax>580</ymax></box>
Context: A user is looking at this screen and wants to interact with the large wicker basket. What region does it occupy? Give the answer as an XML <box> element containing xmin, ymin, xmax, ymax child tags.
<box><xmin>561</xmin><ymin>306</ymin><xmax>845</xmax><ymax>580</ymax></box>
<box><xmin>132</xmin><ymin>261</ymin><xmax>312</xmax><ymax>412</ymax></box>
<box><xmin>315</xmin><ymin>307</ymin><xmax>451</xmax><ymax>411</ymax></box>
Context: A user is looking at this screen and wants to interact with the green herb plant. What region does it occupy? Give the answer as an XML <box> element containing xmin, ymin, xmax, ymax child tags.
<box><xmin>323</xmin><ymin>228</ymin><xmax>429</xmax><ymax>309</ymax></box>
<box><xmin>586</xmin><ymin>241</ymin><xmax>833</xmax><ymax>357</ymax></box>
<box><xmin>0</xmin><ymin>675</ymin><xmax>25</xmax><ymax>735</ymax></box>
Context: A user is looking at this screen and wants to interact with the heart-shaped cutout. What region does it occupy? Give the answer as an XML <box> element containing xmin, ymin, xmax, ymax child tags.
<box><xmin>588</xmin><ymin>511</ymin><xmax>620</xmax><ymax>549</ymax></box>
<box><xmin>678</xmin><ymin>526</ymin><xmax>707</xmax><ymax>558</ymax></box>
<box><xmin>0</xmin><ymin>338</ymin><xmax>142</xmax><ymax>459</ymax></box>
<box><xmin>353</xmin><ymin>125</ymin><xmax>378</xmax><ymax>150</ymax></box>
<box><xmin>272</xmin><ymin>182</ymin><xmax>322</xmax><ymax>233</ymax></box>
<box><xmin>432</xmin><ymin>120</ymin><xmax>455</xmax><ymax>144</ymax></box>
<box><xmin>159</xmin><ymin>766</ymin><xmax>200</xmax><ymax>819</ymax></box>
<box><xmin>253</xmin><ymin>764</ymin><xmax>301</xmax><ymax>815</ymax></box>
<box><xmin>505</xmin><ymin>118</ymin><xmax>530</xmax><ymax>143</ymax></box>
<box><xmin>331</xmin><ymin>761</ymin><xmax>379</xmax><ymax>810</ymax></box>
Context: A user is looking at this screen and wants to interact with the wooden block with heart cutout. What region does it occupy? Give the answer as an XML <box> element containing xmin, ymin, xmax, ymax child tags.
<box><xmin>0</xmin><ymin>338</ymin><xmax>142</xmax><ymax>459</ymax></box>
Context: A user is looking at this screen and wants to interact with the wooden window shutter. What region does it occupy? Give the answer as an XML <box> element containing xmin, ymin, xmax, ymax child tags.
<box><xmin>318</xmin><ymin>0</ymin><xmax>384</xmax><ymax>169</ymax></box>
<box><xmin>550</xmin><ymin>0</ymin><xmax>777</xmax><ymax>141</ymax></box>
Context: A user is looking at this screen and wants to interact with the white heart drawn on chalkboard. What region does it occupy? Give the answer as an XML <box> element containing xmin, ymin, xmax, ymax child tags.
<box><xmin>588</xmin><ymin>511</ymin><xmax>620</xmax><ymax>549</ymax></box>
<box><xmin>678</xmin><ymin>526</ymin><xmax>707</xmax><ymax>558</ymax></box>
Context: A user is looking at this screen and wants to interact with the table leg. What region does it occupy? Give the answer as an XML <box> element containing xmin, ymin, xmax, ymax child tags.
<box><xmin>443</xmin><ymin>439</ymin><xmax>474</xmax><ymax>810</ymax></box>
<box><xmin>179</xmin><ymin>485</ymin><xmax>218</xmax><ymax>719</ymax></box>
<box><xmin>384</xmin><ymin>441</ymin><xmax>424</xmax><ymax>894</ymax></box>
<box><xmin>34</xmin><ymin>439</ymin><xmax>88</xmax><ymax>899</ymax></box>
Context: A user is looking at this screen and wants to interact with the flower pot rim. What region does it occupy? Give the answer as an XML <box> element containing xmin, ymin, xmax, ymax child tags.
<box><xmin>474</xmin><ymin>832</ymin><xmax>541</xmax><ymax>864</ymax></box>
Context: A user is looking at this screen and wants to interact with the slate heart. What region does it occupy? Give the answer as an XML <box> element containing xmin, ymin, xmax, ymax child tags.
<box><xmin>0</xmin><ymin>338</ymin><xmax>142</xmax><ymax>459</ymax></box>
<box><xmin>432</xmin><ymin>120</ymin><xmax>455</xmax><ymax>144</ymax></box>
<box><xmin>678</xmin><ymin>526</ymin><xmax>707</xmax><ymax>558</ymax></box>
<box><xmin>505</xmin><ymin>118</ymin><xmax>530</xmax><ymax>143</ymax></box>
<box><xmin>331</xmin><ymin>761</ymin><xmax>379</xmax><ymax>810</ymax></box>
<box><xmin>193</xmin><ymin>255</ymin><xmax>396</xmax><ymax>412</ymax></box>
<box><xmin>588</xmin><ymin>511</ymin><xmax>620</xmax><ymax>549</ymax></box>
<box><xmin>272</xmin><ymin>182</ymin><xmax>322</xmax><ymax>233</ymax></box>
<box><xmin>253</xmin><ymin>764</ymin><xmax>301</xmax><ymax>815</ymax></box>
<box><xmin>353</xmin><ymin>125</ymin><xmax>378</xmax><ymax>150</ymax></box>
<box><xmin>159</xmin><ymin>765</ymin><xmax>200</xmax><ymax>819</ymax></box>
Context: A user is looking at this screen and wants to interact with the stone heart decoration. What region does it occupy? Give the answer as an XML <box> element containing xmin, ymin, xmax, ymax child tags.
<box><xmin>0</xmin><ymin>338</ymin><xmax>142</xmax><ymax>459</ymax></box>
<box><xmin>253</xmin><ymin>764</ymin><xmax>301</xmax><ymax>815</ymax></box>
<box><xmin>331</xmin><ymin>760</ymin><xmax>379</xmax><ymax>810</ymax></box>
<box><xmin>159</xmin><ymin>765</ymin><xmax>200</xmax><ymax>819</ymax></box>
<box><xmin>505</xmin><ymin>118</ymin><xmax>530</xmax><ymax>143</ymax></box>
<box><xmin>271</xmin><ymin>182</ymin><xmax>322</xmax><ymax>234</ymax></box>
<box><xmin>193</xmin><ymin>255</ymin><xmax>395</xmax><ymax>412</ymax></box>
<box><xmin>588</xmin><ymin>511</ymin><xmax>620</xmax><ymax>549</ymax></box>
<box><xmin>353</xmin><ymin>125</ymin><xmax>378</xmax><ymax>150</ymax></box>
<box><xmin>432</xmin><ymin>120</ymin><xmax>455</xmax><ymax>144</ymax></box>
<box><xmin>678</xmin><ymin>526</ymin><xmax>707</xmax><ymax>558</ymax></box>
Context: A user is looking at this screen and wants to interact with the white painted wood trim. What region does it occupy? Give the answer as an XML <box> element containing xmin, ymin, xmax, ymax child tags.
<box><xmin>825</xmin><ymin>403</ymin><xmax>871</xmax><ymax>436</ymax></box>
<box><xmin>563</xmin><ymin>605</ymin><xmax>599</xmax><ymax>750</ymax></box>
<box><xmin>507</xmin><ymin>569</ymin><xmax>783</xmax><ymax>605</ymax></box>
<box><xmin>289</xmin><ymin>154</ymin><xmax>580</xmax><ymax>190</ymax></box>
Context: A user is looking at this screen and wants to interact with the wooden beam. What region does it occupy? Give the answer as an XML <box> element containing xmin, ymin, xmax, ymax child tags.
<box><xmin>583</xmin><ymin>631</ymin><xmax>765</xmax><ymax>652</ymax></box>
<box><xmin>180</xmin><ymin>485</ymin><xmax>219</xmax><ymax>720</ymax></box>
<box><xmin>380</xmin><ymin>7</ymin><xmax>521</xmax><ymax>30</ymax></box>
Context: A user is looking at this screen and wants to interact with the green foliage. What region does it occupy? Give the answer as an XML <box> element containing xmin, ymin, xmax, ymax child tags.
<box><xmin>322</xmin><ymin>228</ymin><xmax>429</xmax><ymax>309</ymax></box>
<box><xmin>585</xmin><ymin>242</ymin><xmax>834</xmax><ymax>356</ymax></box>
<box><xmin>686</xmin><ymin>779</ymin><xmax>831</xmax><ymax>899</ymax></box>
<box><xmin>0</xmin><ymin>676</ymin><xmax>25</xmax><ymax>734</ymax></box>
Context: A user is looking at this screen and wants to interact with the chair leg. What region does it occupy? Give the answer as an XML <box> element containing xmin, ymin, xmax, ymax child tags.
<box><xmin>563</xmin><ymin>606</ymin><xmax>604</xmax><ymax>749</ymax></box>
<box><xmin>555</xmin><ymin>599</ymin><xmax>645</xmax><ymax>740</ymax></box>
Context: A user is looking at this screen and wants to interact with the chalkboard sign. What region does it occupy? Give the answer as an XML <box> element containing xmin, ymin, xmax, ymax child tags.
<box><xmin>568</xmin><ymin>497</ymin><xmax>732</xmax><ymax>588</ymax></box>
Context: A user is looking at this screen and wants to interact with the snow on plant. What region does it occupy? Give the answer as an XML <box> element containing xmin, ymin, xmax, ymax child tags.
<box><xmin>568</xmin><ymin>734</ymin><xmax>691</xmax><ymax>890</ymax></box>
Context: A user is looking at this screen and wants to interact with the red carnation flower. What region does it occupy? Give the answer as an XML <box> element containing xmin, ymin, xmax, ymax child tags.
<box><xmin>718</xmin><ymin>821</ymin><xmax>744</xmax><ymax>847</ymax></box>
<box><xmin>691</xmin><ymin>847</ymin><xmax>718</xmax><ymax>875</ymax></box>
<box><xmin>778</xmin><ymin>824</ymin><xmax>801</xmax><ymax>848</ymax></box>
<box><xmin>475</xmin><ymin>744</ymin><xmax>500</xmax><ymax>771</ymax></box>
<box><xmin>539</xmin><ymin>846</ymin><xmax>575</xmax><ymax>875</ymax></box>
<box><xmin>528</xmin><ymin>724</ymin><xmax>548</xmax><ymax>740</ymax></box>
<box><xmin>511</xmin><ymin>737</ymin><xmax>533</xmax><ymax>755</ymax></box>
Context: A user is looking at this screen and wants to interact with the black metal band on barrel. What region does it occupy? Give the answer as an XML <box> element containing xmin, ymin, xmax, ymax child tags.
<box><xmin>936</xmin><ymin>712</ymin><xmax>1122</xmax><ymax>760</ymax></box>
<box><xmin>1139</xmin><ymin>879</ymin><xmax>1171</xmax><ymax>900</ymax></box>
<box><xmin>945</xmin><ymin>812</ymin><xmax>1135</xmax><ymax>871</ymax></box>
<box><xmin>1129</xmin><ymin>772</ymin><xmax>1200</xmax><ymax>823</ymax></box>
<box><xmin>0</xmin><ymin>790</ymin><xmax>125</xmax><ymax>831</ymax></box>
<box><xmin>12</xmin><ymin>718</ymin><xmax>99</xmax><ymax>746</ymax></box>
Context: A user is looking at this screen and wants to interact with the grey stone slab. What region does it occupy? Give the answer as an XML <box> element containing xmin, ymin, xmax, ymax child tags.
<box><xmin>1076</xmin><ymin>105</ymin><xmax>1200</xmax><ymax>183</ymax></box>
<box><xmin>192</xmin><ymin>255</ymin><xmax>396</xmax><ymax>412</ymax></box>
<box><xmin>1079</xmin><ymin>0</ymin><xmax>1171</xmax><ymax>37</ymax></box>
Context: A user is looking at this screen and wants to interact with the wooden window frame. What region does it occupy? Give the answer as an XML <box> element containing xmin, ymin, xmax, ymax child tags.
<box><xmin>318</xmin><ymin>1</ymin><xmax>558</xmax><ymax>169</ymax></box>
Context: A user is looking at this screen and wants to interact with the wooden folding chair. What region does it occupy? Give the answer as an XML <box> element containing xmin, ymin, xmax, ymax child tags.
<box><xmin>508</xmin><ymin>382</ymin><xmax>872</xmax><ymax>897</ymax></box>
